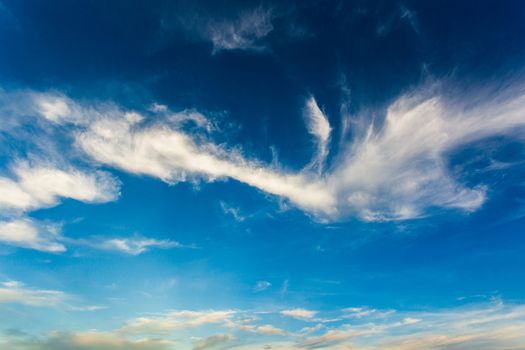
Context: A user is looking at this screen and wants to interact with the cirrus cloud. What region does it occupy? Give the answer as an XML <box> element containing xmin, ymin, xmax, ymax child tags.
<box><xmin>3</xmin><ymin>80</ymin><xmax>525</xmax><ymax>223</ymax></box>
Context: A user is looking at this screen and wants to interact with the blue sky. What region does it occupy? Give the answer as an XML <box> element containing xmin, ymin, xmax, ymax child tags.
<box><xmin>1</xmin><ymin>1</ymin><xmax>525</xmax><ymax>349</ymax></box>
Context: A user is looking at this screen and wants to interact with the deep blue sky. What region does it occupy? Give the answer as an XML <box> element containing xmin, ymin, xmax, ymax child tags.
<box><xmin>1</xmin><ymin>1</ymin><xmax>525</xmax><ymax>350</ymax></box>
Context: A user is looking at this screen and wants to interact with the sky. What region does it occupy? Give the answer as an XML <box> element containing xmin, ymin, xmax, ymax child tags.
<box><xmin>1</xmin><ymin>0</ymin><xmax>525</xmax><ymax>349</ymax></box>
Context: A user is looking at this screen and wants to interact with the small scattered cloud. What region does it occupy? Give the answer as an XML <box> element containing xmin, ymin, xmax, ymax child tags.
<box><xmin>255</xmin><ymin>325</ymin><xmax>288</xmax><ymax>336</ymax></box>
<box><xmin>0</xmin><ymin>216</ymin><xmax>184</xmax><ymax>255</ymax></box>
<box><xmin>121</xmin><ymin>310</ymin><xmax>237</xmax><ymax>335</ymax></box>
<box><xmin>69</xmin><ymin>305</ymin><xmax>107</xmax><ymax>312</ymax></box>
<box><xmin>342</xmin><ymin>306</ymin><xmax>394</xmax><ymax>319</ymax></box>
<box><xmin>376</xmin><ymin>4</ymin><xmax>420</xmax><ymax>37</ymax></box>
<box><xmin>73</xmin><ymin>236</ymin><xmax>189</xmax><ymax>255</ymax></box>
<box><xmin>206</xmin><ymin>6</ymin><xmax>274</xmax><ymax>53</ymax></box>
<box><xmin>193</xmin><ymin>334</ymin><xmax>234</xmax><ymax>350</ymax></box>
<box><xmin>0</xmin><ymin>280</ymin><xmax>105</xmax><ymax>312</ymax></box>
<box><xmin>280</xmin><ymin>308</ymin><xmax>317</xmax><ymax>321</ymax></box>
<box><xmin>0</xmin><ymin>280</ymin><xmax>67</xmax><ymax>307</ymax></box>
<box><xmin>220</xmin><ymin>201</ymin><xmax>246</xmax><ymax>222</ymax></box>
<box><xmin>254</xmin><ymin>281</ymin><xmax>271</xmax><ymax>292</ymax></box>
<box><xmin>168</xmin><ymin>5</ymin><xmax>275</xmax><ymax>54</ymax></box>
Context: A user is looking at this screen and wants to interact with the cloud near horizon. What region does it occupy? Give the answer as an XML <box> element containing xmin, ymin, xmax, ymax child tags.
<box><xmin>2</xmin><ymin>299</ymin><xmax>525</xmax><ymax>350</ymax></box>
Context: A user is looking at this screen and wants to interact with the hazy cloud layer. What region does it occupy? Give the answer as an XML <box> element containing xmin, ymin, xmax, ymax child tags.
<box><xmin>3</xmin><ymin>300</ymin><xmax>525</xmax><ymax>350</ymax></box>
<box><xmin>0</xmin><ymin>331</ymin><xmax>173</xmax><ymax>350</ymax></box>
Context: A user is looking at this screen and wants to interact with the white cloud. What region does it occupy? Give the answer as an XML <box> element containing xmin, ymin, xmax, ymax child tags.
<box><xmin>255</xmin><ymin>325</ymin><xmax>288</xmax><ymax>336</ymax></box>
<box><xmin>0</xmin><ymin>219</ymin><xmax>65</xmax><ymax>252</ymax></box>
<box><xmin>0</xmin><ymin>280</ymin><xmax>67</xmax><ymax>307</ymax></box>
<box><xmin>75</xmin><ymin>236</ymin><xmax>187</xmax><ymax>255</ymax></box>
<box><xmin>0</xmin><ymin>217</ymin><xmax>179</xmax><ymax>255</ymax></box>
<box><xmin>76</xmin><ymin>82</ymin><xmax>525</xmax><ymax>221</ymax></box>
<box><xmin>0</xmin><ymin>89</ymin><xmax>92</xmax><ymax>127</ymax></box>
<box><xmin>0</xmin><ymin>160</ymin><xmax>119</xmax><ymax>253</ymax></box>
<box><xmin>5</xmin><ymin>81</ymin><xmax>525</xmax><ymax>223</ymax></box>
<box><xmin>280</xmin><ymin>308</ymin><xmax>317</xmax><ymax>321</ymax></box>
<box><xmin>35</xmin><ymin>94</ymin><xmax>71</xmax><ymax>123</ymax></box>
<box><xmin>328</xmin><ymin>84</ymin><xmax>525</xmax><ymax>220</ymax></box>
<box><xmin>304</xmin><ymin>97</ymin><xmax>331</xmax><ymax>173</ymax></box>
<box><xmin>76</xmin><ymin>113</ymin><xmax>335</xmax><ymax>215</ymax></box>
<box><xmin>121</xmin><ymin>310</ymin><xmax>237</xmax><ymax>335</ymax></box>
<box><xmin>0</xmin><ymin>161</ymin><xmax>119</xmax><ymax>212</ymax></box>
<box><xmin>0</xmin><ymin>280</ymin><xmax>106</xmax><ymax>312</ymax></box>
<box><xmin>4</xmin><ymin>301</ymin><xmax>525</xmax><ymax>350</ymax></box>
<box><xmin>342</xmin><ymin>306</ymin><xmax>394</xmax><ymax>319</ymax></box>
<box><xmin>295</xmin><ymin>301</ymin><xmax>525</xmax><ymax>350</ymax></box>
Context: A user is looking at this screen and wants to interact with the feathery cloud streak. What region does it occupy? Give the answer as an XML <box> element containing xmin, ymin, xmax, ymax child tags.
<box><xmin>304</xmin><ymin>97</ymin><xmax>331</xmax><ymax>173</ymax></box>
<box><xmin>3</xmin><ymin>81</ymin><xmax>525</xmax><ymax>223</ymax></box>
<box><xmin>76</xmin><ymin>83</ymin><xmax>525</xmax><ymax>221</ymax></box>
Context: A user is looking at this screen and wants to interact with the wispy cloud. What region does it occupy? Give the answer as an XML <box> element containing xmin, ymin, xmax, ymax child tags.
<box><xmin>0</xmin><ymin>280</ymin><xmax>103</xmax><ymax>312</ymax></box>
<box><xmin>342</xmin><ymin>306</ymin><xmax>394</xmax><ymax>319</ymax></box>
<box><xmin>206</xmin><ymin>6</ymin><xmax>274</xmax><ymax>53</ymax></box>
<box><xmin>0</xmin><ymin>216</ymin><xmax>184</xmax><ymax>255</ymax></box>
<box><xmin>254</xmin><ymin>281</ymin><xmax>271</xmax><ymax>292</ymax></box>
<box><xmin>329</xmin><ymin>83</ymin><xmax>525</xmax><ymax>221</ymax></box>
<box><xmin>0</xmin><ymin>218</ymin><xmax>65</xmax><ymax>253</ymax></box>
<box><xmin>376</xmin><ymin>4</ymin><xmax>420</xmax><ymax>37</ymax></box>
<box><xmin>3</xmin><ymin>80</ymin><xmax>525</xmax><ymax>223</ymax></box>
<box><xmin>0</xmin><ymin>280</ymin><xmax>67</xmax><ymax>307</ymax></box>
<box><xmin>220</xmin><ymin>201</ymin><xmax>246</xmax><ymax>222</ymax></box>
<box><xmin>71</xmin><ymin>236</ymin><xmax>190</xmax><ymax>255</ymax></box>
<box><xmin>169</xmin><ymin>5</ymin><xmax>275</xmax><ymax>54</ymax></box>
<box><xmin>0</xmin><ymin>160</ymin><xmax>119</xmax><ymax>212</ymax></box>
<box><xmin>75</xmin><ymin>105</ymin><xmax>335</xmax><ymax>215</ymax></box>
<box><xmin>5</xmin><ymin>300</ymin><xmax>525</xmax><ymax>350</ymax></box>
<box><xmin>280</xmin><ymin>308</ymin><xmax>317</xmax><ymax>321</ymax></box>
<box><xmin>76</xmin><ymin>82</ymin><xmax>525</xmax><ymax>221</ymax></box>
<box><xmin>0</xmin><ymin>100</ymin><xmax>119</xmax><ymax>253</ymax></box>
<box><xmin>121</xmin><ymin>310</ymin><xmax>237</xmax><ymax>335</ymax></box>
<box><xmin>255</xmin><ymin>325</ymin><xmax>288</xmax><ymax>336</ymax></box>
<box><xmin>303</xmin><ymin>97</ymin><xmax>332</xmax><ymax>174</ymax></box>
